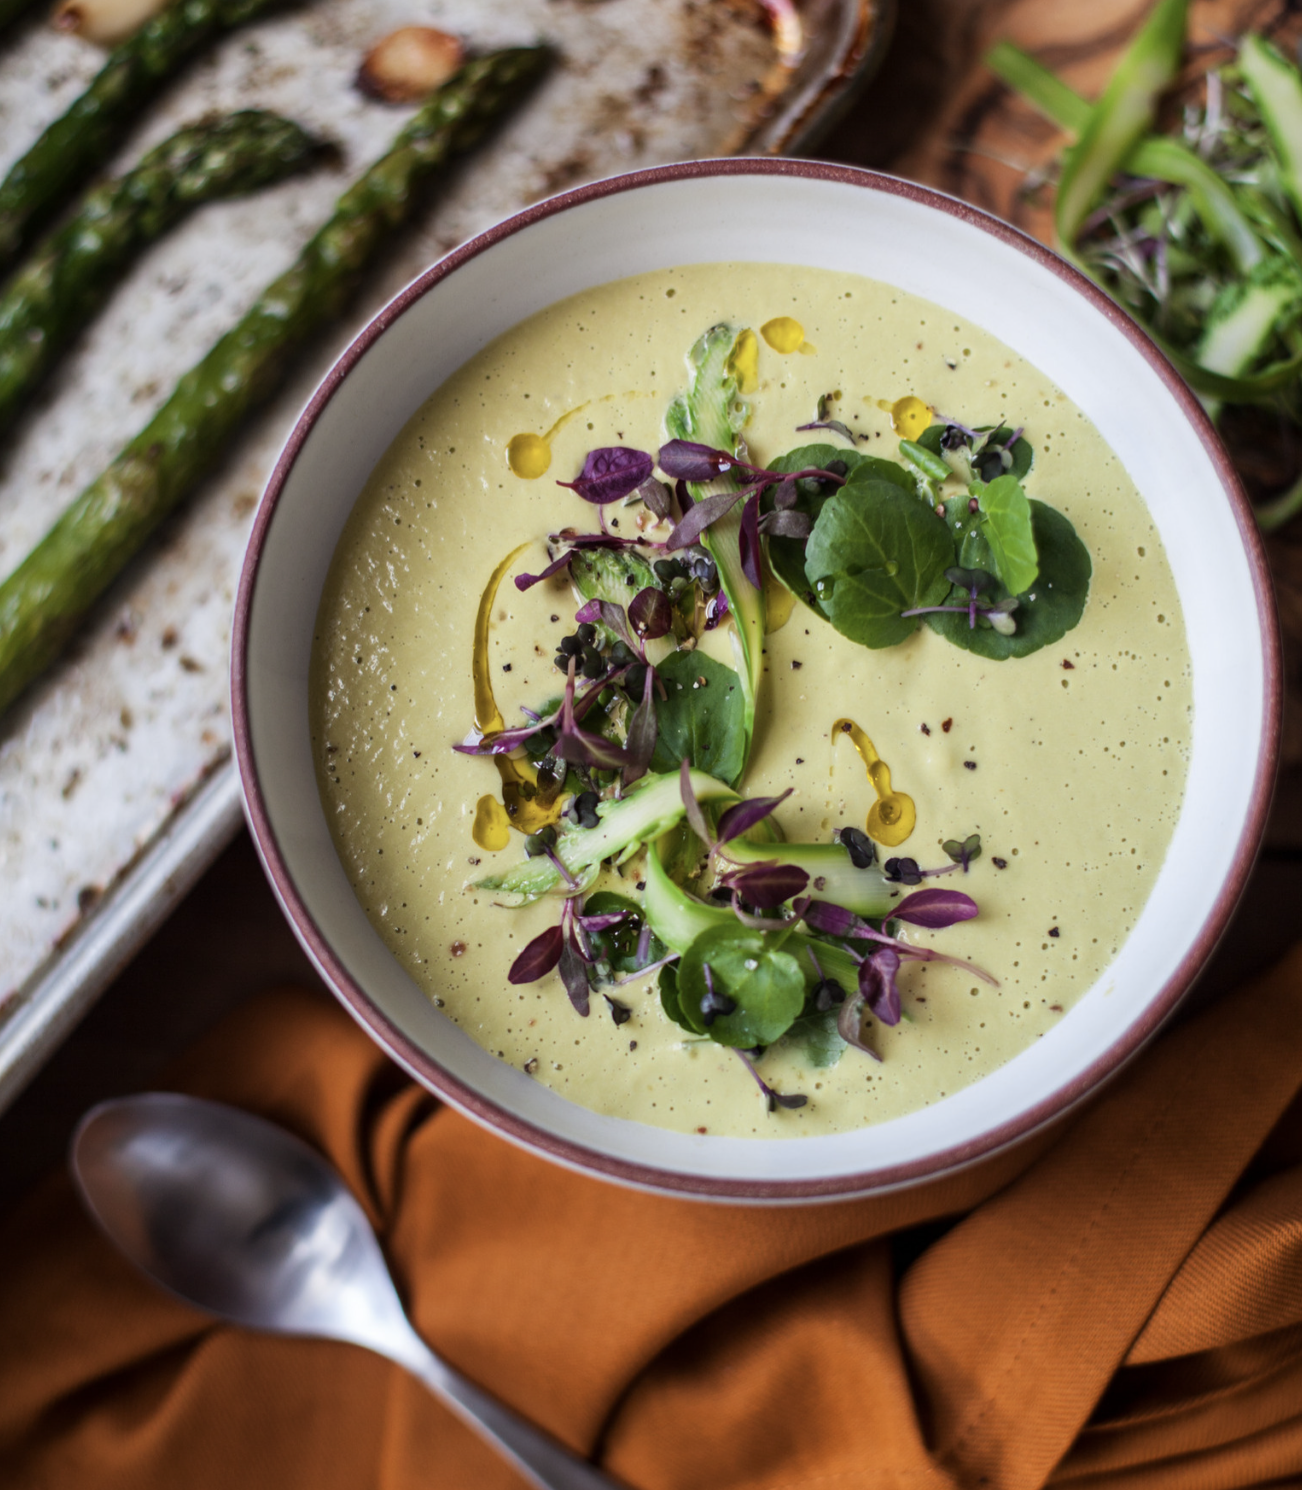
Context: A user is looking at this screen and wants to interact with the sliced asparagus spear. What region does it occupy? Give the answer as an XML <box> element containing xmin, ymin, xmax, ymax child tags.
<box><xmin>0</xmin><ymin>0</ymin><xmax>289</xmax><ymax>273</ymax></box>
<box><xmin>0</xmin><ymin>46</ymin><xmax>549</xmax><ymax>718</ymax></box>
<box><xmin>0</xmin><ymin>111</ymin><xmax>323</xmax><ymax>440</ymax></box>
<box><xmin>665</xmin><ymin>324</ymin><xmax>765</xmax><ymax>771</ymax></box>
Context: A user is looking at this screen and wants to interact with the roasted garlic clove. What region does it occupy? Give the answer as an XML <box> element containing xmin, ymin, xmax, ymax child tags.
<box><xmin>52</xmin><ymin>0</ymin><xmax>168</xmax><ymax>46</ymax></box>
<box><xmin>357</xmin><ymin>27</ymin><xmax>464</xmax><ymax>104</ymax></box>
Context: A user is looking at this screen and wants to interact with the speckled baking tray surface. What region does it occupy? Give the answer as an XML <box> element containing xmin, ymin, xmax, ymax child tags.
<box><xmin>0</xmin><ymin>0</ymin><xmax>887</xmax><ymax>1105</ymax></box>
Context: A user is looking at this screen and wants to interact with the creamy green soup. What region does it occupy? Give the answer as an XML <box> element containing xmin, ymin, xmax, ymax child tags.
<box><xmin>311</xmin><ymin>263</ymin><xmax>1191</xmax><ymax>1138</ymax></box>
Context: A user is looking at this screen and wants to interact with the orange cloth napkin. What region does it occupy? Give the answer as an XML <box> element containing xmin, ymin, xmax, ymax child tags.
<box><xmin>3</xmin><ymin>948</ymin><xmax>1302</xmax><ymax>1489</ymax></box>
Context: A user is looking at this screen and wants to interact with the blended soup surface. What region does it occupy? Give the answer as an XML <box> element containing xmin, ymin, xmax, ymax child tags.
<box><xmin>311</xmin><ymin>263</ymin><xmax>1192</xmax><ymax>1137</ymax></box>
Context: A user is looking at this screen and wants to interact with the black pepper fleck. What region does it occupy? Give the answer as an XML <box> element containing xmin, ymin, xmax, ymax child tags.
<box><xmin>963</xmin><ymin>760</ymin><xmax>977</xmax><ymax>771</ymax></box>
<box><xmin>920</xmin><ymin>723</ymin><xmax>931</xmax><ymax>735</ymax></box>
<box><xmin>992</xmin><ymin>856</ymin><xmax>1007</xmax><ymax>869</ymax></box>
<box><xmin>629</xmin><ymin>1040</ymin><xmax>638</xmax><ymax>1051</ymax></box>
<box><xmin>1049</xmin><ymin>927</ymin><xmax>1060</xmax><ymax>938</ymax></box>
<box><xmin>790</xmin><ymin>660</ymin><xmax>802</xmax><ymax>670</ymax></box>
<box><xmin>1061</xmin><ymin>659</ymin><xmax>1075</xmax><ymax>670</ymax></box>
<box><xmin>942</xmin><ymin>718</ymin><xmax>953</xmax><ymax>732</ymax></box>
<box><xmin>502</xmin><ymin>663</ymin><xmax>512</xmax><ymax>672</ymax></box>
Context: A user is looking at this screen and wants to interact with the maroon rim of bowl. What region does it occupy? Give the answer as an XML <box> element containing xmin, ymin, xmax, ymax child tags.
<box><xmin>233</xmin><ymin>157</ymin><xmax>1282</xmax><ymax>1203</ymax></box>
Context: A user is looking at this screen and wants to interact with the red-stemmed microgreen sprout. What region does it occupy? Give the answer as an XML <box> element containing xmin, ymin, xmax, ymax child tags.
<box><xmin>735</xmin><ymin>1049</ymin><xmax>808</xmax><ymax>1111</ymax></box>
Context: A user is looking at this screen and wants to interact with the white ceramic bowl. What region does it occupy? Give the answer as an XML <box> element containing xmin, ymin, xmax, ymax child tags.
<box><xmin>233</xmin><ymin>160</ymin><xmax>1280</xmax><ymax>1202</ymax></box>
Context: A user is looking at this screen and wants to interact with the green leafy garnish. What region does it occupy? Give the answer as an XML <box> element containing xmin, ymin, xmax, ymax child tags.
<box><xmin>581</xmin><ymin>891</ymin><xmax>666</xmax><ymax>975</ymax></box>
<box><xmin>676</xmin><ymin>924</ymin><xmax>806</xmax><ymax>1048</ymax></box>
<box><xmin>926</xmin><ymin>500</ymin><xmax>1091</xmax><ymax>659</ymax></box>
<box><xmin>979</xmin><ymin>474</ymin><xmax>1040</xmax><ymax>595</ymax></box>
<box><xmin>785</xmin><ymin>1008</ymin><xmax>847</xmax><ymax>1068</ymax></box>
<box><xmin>803</xmin><ymin>477</ymin><xmax>953</xmax><ymax>648</ymax></box>
<box><xmin>648</xmin><ymin>650</ymin><xmax>746</xmax><ymax>786</ymax></box>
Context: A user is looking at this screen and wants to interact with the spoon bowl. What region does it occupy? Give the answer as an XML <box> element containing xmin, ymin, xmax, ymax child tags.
<box><xmin>72</xmin><ymin>1092</ymin><xmax>619</xmax><ymax>1490</ymax></box>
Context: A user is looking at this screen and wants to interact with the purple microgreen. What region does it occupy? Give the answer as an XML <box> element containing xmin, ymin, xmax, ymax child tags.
<box><xmin>508</xmin><ymin>925</ymin><xmax>564</xmax><ymax>984</ymax></box>
<box><xmin>664</xmin><ymin>488</ymin><xmax>745</xmax><ymax>551</ymax></box>
<box><xmin>558</xmin><ymin>936</ymin><xmax>591</xmax><ymax>1016</ymax></box>
<box><xmin>658</xmin><ymin>439</ymin><xmax>739</xmax><ymax>482</ymax></box>
<box><xmin>513</xmin><ymin>549</ymin><xmax>576</xmax><ymax>592</ymax></box>
<box><xmin>674</xmin><ymin>479</ymin><xmax>692</xmax><ymax>514</ymax></box>
<box><xmin>720</xmin><ymin>861</ymin><xmax>810</xmax><ymax>910</ymax></box>
<box><xmin>574</xmin><ymin>597</ymin><xmax>641</xmax><ymax>655</ymax></box>
<box><xmin>773</xmin><ymin>477</ymin><xmax>798</xmax><ymax>509</ymax></box>
<box><xmin>543</xmin><ymin>843</ymin><xmax>580</xmax><ymax>891</ymax></box>
<box><xmin>735</xmin><ymin>1050</ymin><xmax>808</xmax><ymax>1111</ymax></box>
<box><xmin>635</xmin><ymin>921</ymin><xmax>652</xmax><ymax>966</ymax></box>
<box><xmin>942</xmin><ymin>833</ymin><xmax>982</xmax><ymax>872</ymax></box>
<box><xmin>800</xmin><ymin>898</ymin><xmax>861</xmax><ymax>939</ymax></box>
<box><xmin>636</xmin><ymin>477</ymin><xmax>673</xmax><ymax>520</ymax></box>
<box><xmin>603</xmin><ymin>993</ymin><xmax>632</xmax><ymax>1025</ymax></box>
<box><xmin>796</xmin><ymin>416</ymin><xmax>858</xmax><ymax>444</ymax></box>
<box><xmin>738</xmin><ymin>491</ymin><xmax>763</xmax><ymax>590</ymax></box>
<box><xmin>577</xmin><ymin>909</ymin><xmax>635</xmax><ymax>934</ymax></box>
<box><xmin>703</xmin><ymin>592</ymin><xmax>729</xmax><ymax>630</ymax></box>
<box><xmin>714</xmin><ymin>788</ymin><xmax>793</xmax><ymax>848</ymax></box>
<box><xmin>557</xmin><ymin>446</ymin><xmax>654</xmax><ymax>505</ymax></box>
<box><xmin>615</xmin><ymin>950</ymin><xmax>680</xmax><ymax>986</ymax></box>
<box><xmin>883</xmin><ymin>857</ymin><xmax>923</xmax><ymax>886</ymax></box>
<box><xmin>621</xmin><ymin>663</ymin><xmax>658</xmax><ymax>788</ymax></box>
<box><xmin>628</xmin><ymin>586</ymin><xmax>673</xmax><ymax>640</ymax></box>
<box><xmin>891</xmin><ymin>888</ymin><xmax>978</xmax><ymax>929</ymax></box>
<box><xmin>858</xmin><ymin>948</ymin><xmax>902</xmax><ymax>1026</ymax></box>
<box><xmin>679</xmin><ymin>757</ymin><xmax>713</xmax><ymax>846</ymax></box>
<box><xmin>1002</xmin><ymin>425</ymin><xmax>1024</xmax><ymax>450</ymax></box>
<box><xmin>758</xmin><ymin>508</ymin><xmax>811</xmax><ymax>539</ymax></box>
<box><xmin>726</xmin><ymin>899</ymin><xmax>807</xmax><ymax>931</ymax></box>
<box><xmin>836</xmin><ymin>995</ymin><xmax>884</xmax><ymax>1060</ymax></box>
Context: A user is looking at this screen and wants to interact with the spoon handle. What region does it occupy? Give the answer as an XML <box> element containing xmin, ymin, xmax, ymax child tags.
<box><xmin>401</xmin><ymin>1337</ymin><xmax>623</xmax><ymax>1490</ymax></box>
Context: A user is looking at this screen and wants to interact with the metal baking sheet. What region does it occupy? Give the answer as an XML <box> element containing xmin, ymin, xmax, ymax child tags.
<box><xmin>0</xmin><ymin>0</ymin><xmax>891</xmax><ymax>1112</ymax></box>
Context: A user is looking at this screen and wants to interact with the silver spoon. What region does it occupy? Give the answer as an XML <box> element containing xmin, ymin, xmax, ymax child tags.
<box><xmin>71</xmin><ymin>1092</ymin><xmax>622</xmax><ymax>1490</ymax></box>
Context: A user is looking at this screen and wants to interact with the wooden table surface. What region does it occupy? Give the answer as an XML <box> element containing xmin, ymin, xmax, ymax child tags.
<box><xmin>2</xmin><ymin>0</ymin><xmax>1299</xmax><ymax>1213</ymax></box>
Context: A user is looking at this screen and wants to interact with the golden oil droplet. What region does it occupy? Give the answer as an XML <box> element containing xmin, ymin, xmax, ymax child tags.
<box><xmin>877</xmin><ymin>395</ymin><xmax>932</xmax><ymax>441</ymax></box>
<box><xmin>833</xmin><ymin>718</ymin><xmax>917</xmax><ymax>847</ymax></box>
<box><xmin>727</xmin><ymin>328</ymin><xmax>760</xmax><ymax>392</ymax></box>
<box><xmin>761</xmin><ymin>316</ymin><xmax>805</xmax><ymax>354</ymax></box>
<box><xmin>764</xmin><ymin>569</ymin><xmax>796</xmax><ymax>632</ymax></box>
<box><xmin>472</xmin><ymin>795</ymin><xmax>511</xmax><ymax>851</ymax></box>
<box><xmin>506</xmin><ymin>432</ymin><xmax>551</xmax><ymax>478</ymax></box>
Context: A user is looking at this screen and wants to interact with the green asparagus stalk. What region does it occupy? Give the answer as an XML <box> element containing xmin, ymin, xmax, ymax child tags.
<box><xmin>0</xmin><ymin>111</ymin><xmax>323</xmax><ymax>441</ymax></box>
<box><xmin>0</xmin><ymin>0</ymin><xmax>289</xmax><ymax>273</ymax></box>
<box><xmin>1053</xmin><ymin>0</ymin><xmax>1188</xmax><ymax>246</ymax></box>
<box><xmin>0</xmin><ymin>46</ymin><xmax>549</xmax><ymax>718</ymax></box>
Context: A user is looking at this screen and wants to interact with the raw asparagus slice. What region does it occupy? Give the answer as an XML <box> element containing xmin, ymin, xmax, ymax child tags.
<box><xmin>665</xmin><ymin>324</ymin><xmax>765</xmax><ymax>773</ymax></box>
<box><xmin>0</xmin><ymin>46</ymin><xmax>549</xmax><ymax>718</ymax></box>
<box><xmin>0</xmin><ymin>111</ymin><xmax>323</xmax><ymax>440</ymax></box>
<box><xmin>0</xmin><ymin>0</ymin><xmax>288</xmax><ymax>272</ymax></box>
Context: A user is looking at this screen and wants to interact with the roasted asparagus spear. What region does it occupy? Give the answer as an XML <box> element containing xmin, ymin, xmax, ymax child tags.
<box><xmin>0</xmin><ymin>0</ymin><xmax>287</xmax><ymax>272</ymax></box>
<box><xmin>0</xmin><ymin>45</ymin><xmax>549</xmax><ymax>717</ymax></box>
<box><xmin>0</xmin><ymin>110</ymin><xmax>323</xmax><ymax>440</ymax></box>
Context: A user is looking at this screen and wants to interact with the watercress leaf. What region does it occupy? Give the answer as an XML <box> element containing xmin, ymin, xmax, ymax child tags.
<box><xmin>509</xmin><ymin>924</ymin><xmax>564</xmax><ymax>984</ymax></box>
<box><xmin>990</xmin><ymin>426</ymin><xmax>1034</xmax><ymax>479</ymax></box>
<box><xmin>927</xmin><ymin>500</ymin><xmax>1091</xmax><ymax>659</ymax></box>
<box><xmin>980</xmin><ymin>474</ymin><xmax>1039</xmax><ymax>595</ymax></box>
<box><xmin>943</xmin><ymin>492</ymin><xmax>996</xmax><ymax>575</ymax></box>
<box><xmin>804</xmin><ymin>478</ymin><xmax>953</xmax><ymax>648</ymax></box>
<box><xmin>785</xmin><ymin>1007</ymin><xmax>847</xmax><ymax>1067</ymax></box>
<box><xmin>917</xmin><ymin>423</ymin><xmax>947</xmax><ymax>456</ymax></box>
<box><xmin>659</xmin><ymin>962</ymin><xmax>697</xmax><ymax>1032</ymax></box>
<box><xmin>677</xmin><ymin>925</ymin><xmax>807</xmax><ymax>1047</ymax></box>
<box><xmin>650</xmin><ymin>651</ymin><xmax>746</xmax><ymax>786</ymax></box>
<box><xmin>584</xmin><ymin>891</ymin><xmax>667</xmax><ymax>974</ymax></box>
<box><xmin>558</xmin><ymin>447</ymin><xmax>654</xmax><ymax>505</ymax></box>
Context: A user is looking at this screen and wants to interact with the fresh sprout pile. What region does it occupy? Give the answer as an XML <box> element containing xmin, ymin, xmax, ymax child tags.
<box><xmin>988</xmin><ymin>0</ymin><xmax>1302</xmax><ymax>529</ymax></box>
<box><xmin>458</xmin><ymin>321</ymin><xmax>1092</xmax><ymax>1111</ymax></box>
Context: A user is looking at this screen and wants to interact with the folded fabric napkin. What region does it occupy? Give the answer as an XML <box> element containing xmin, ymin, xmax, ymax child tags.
<box><xmin>2</xmin><ymin>945</ymin><xmax>1301</xmax><ymax>1489</ymax></box>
